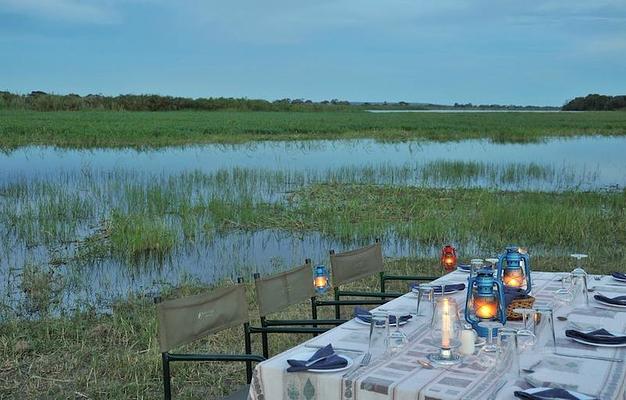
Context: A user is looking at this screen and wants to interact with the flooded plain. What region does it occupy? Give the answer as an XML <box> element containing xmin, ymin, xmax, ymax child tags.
<box><xmin>1</xmin><ymin>136</ymin><xmax>624</xmax><ymax>313</ymax></box>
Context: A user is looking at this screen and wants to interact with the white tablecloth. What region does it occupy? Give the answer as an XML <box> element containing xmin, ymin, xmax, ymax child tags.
<box><xmin>248</xmin><ymin>271</ymin><xmax>626</xmax><ymax>400</ymax></box>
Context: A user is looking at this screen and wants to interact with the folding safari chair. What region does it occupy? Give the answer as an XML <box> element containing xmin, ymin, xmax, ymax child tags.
<box><xmin>155</xmin><ymin>284</ymin><xmax>265</xmax><ymax>400</ymax></box>
<box><xmin>249</xmin><ymin>259</ymin><xmax>346</xmax><ymax>358</ymax></box>
<box><xmin>316</xmin><ymin>240</ymin><xmax>438</xmax><ymax>319</ymax></box>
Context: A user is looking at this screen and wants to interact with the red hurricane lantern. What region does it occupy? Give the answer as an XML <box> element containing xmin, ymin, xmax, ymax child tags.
<box><xmin>441</xmin><ymin>245</ymin><xmax>458</xmax><ymax>272</ymax></box>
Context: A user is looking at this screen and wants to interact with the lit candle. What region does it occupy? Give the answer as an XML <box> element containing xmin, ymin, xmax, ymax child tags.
<box><xmin>474</xmin><ymin>298</ymin><xmax>497</xmax><ymax>319</ymax></box>
<box><xmin>314</xmin><ymin>275</ymin><xmax>328</xmax><ymax>289</ymax></box>
<box><xmin>442</xmin><ymin>298</ymin><xmax>451</xmax><ymax>349</ymax></box>
<box><xmin>503</xmin><ymin>269</ymin><xmax>525</xmax><ymax>288</ymax></box>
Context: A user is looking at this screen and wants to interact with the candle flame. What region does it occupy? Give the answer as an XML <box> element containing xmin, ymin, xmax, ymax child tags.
<box><xmin>474</xmin><ymin>298</ymin><xmax>497</xmax><ymax>319</ymax></box>
<box><xmin>314</xmin><ymin>276</ymin><xmax>328</xmax><ymax>288</ymax></box>
<box><xmin>503</xmin><ymin>269</ymin><xmax>526</xmax><ymax>288</ymax></box>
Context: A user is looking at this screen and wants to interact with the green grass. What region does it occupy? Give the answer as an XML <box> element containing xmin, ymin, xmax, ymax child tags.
<box><xmin>212</xmin><ymin>184</ymin><xmax>625</xmax><ymax>269</ymax></box>
<box><xmin>109</xmin><ymin>212</ymin><xmax>177</xmax><ymax>261</ymax></box>
<box><xmin>1</xmin><ymin>110</ymin><xmax>626</xmax><ymax>148</ymax></box>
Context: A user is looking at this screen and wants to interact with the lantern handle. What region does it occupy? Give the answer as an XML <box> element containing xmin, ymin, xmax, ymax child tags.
<box><xmin>494</xmin><ymin>278</ymin><xmax>507</xmax><ymax>323</ymax></box>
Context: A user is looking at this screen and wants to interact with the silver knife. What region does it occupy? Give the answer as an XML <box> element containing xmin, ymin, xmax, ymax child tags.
<box><xmin>304</xmin><ymin>344</ymin><xmax>364</xmax><ymax>353</ymax></box>
<box><xmin>555</xmin><ymin>352</ymin><xmax>622</xmax><ymax>362</ymax></box>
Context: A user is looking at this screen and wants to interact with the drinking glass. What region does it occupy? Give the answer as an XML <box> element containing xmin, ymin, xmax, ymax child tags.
<box><xmin>553</xmin><ymin>273</ymin><xmax>574</xmax><ymax>308</ymax></box>
<box><xmin>388</xmin><ymin>312</ymin><xmax>409</xmax><ymax>355</ymax></box>
<box><xmin>533</xmin><ymin>306</ymin><xmax>556</xmax><ymax>353</ymax></box>
<box><xmin>477</xmin><ymin>321</ymin><xmax>503</xmax><ymax>367</ymax></box>
<box><xmin>368</xmin><ymin>311</ymin><xmax>389</xmax><ymax>359</ymax></box>
<box><xmin>513</xmin><ymin>308</ymin><xmax>537</xmax><ymax>350</ymax></box>
<box><xmin>412</xmin><ymin>284</ymin><xmax>435</xmax><ymax>318</ymax></box>
<box><xmin>571</xmin><ymin>254</ymin><xmax>589</xmax><ymax>307</ymax></box>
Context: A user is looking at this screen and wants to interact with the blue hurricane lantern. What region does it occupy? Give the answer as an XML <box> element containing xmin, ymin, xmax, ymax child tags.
<box><xmin>313</xmin><ymin>264</ymin><xmax>330</xmax><ymax>294</ymax></box>
<box><xmin>496</xmin><ymin>246</ymin><xmax>532</xmax><ymax>295</ymax></box>
<box><xmin>465</xmin><ymin>268</ymin><xmax>506</xmax><ymax>337</ymax></box>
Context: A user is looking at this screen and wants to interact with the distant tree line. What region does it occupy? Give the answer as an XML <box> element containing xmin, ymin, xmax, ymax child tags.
<box><xmin>0</xmin><ymin>90</ymin><xmax>561</xmax><ymax>112</ymax></box>
<box><xmin>563</xmin><ymin>94</ymin><xmax>626</xmax><ymax>111</ymax></box>
<box><xmin>0</xmin><ymin>91</ymin><xmax>357</xmax><ymax>112</ymax></box>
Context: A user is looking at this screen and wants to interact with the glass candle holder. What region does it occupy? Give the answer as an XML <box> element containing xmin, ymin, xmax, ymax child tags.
<box><xmin>428</xmin><ymin>296</ymin><xmax>462</xmax><ymax>365</ymax></box>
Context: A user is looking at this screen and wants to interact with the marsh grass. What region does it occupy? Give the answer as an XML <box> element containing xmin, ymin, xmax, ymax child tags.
<box><xmin>1</xmin><ymin>110</ymin><xmax>626</xmax><ymax>149</ymax></box>
<box><xmin>109</xmin><ymin>212</ymin><xmax>177</xmax><ymax>260</ymax></box>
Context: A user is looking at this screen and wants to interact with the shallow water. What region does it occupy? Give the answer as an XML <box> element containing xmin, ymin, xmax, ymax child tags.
<box><xmin>1</xmin><ymin>136</ymin><xmax>624</xmax><ymax>312</ymax></box>
<box><xmin>1</xmin><ymin>136</ymin><xmax>624</xmax><ymax>190</ymax></box>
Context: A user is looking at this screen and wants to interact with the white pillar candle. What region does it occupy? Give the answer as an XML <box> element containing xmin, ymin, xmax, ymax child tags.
<box><xmin>460</xmin><ymin>327</ymin><xmax>476</xmax><ymax>355</ymax></box>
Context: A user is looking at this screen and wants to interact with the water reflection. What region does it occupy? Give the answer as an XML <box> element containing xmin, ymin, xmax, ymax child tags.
<box><xmin>1</xmin><ymin>137</ymin><xmax>624</xmax><ymax>190</ymax></box>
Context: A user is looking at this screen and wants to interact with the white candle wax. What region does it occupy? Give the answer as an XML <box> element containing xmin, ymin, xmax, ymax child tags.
<box><xmin>460</xmin><ymin>328</ymin><xmax>476</xmax><ymax>355</ymax></box>
<box><xmin>441</xmin><ymin>298</ymin><xmax>451</xmax><ymax>348</ymax></box>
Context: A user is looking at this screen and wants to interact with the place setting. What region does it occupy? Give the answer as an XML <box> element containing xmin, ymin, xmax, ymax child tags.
<box><xmin>286</xmin><ymin>344</ymin><xmax>355</xmax><ymax>373</ymax></box>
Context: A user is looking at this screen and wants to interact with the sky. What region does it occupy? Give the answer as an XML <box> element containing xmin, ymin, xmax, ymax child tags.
<box><xmin>0</xmin><ymin>0</ymin><xmax>625</xmax><ymax>106</ymax></box>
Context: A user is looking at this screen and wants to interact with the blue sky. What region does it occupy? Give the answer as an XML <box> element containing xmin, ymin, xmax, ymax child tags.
<box><xmin>1</xmin><ymin>0</ymin><xmax>625</xmax><ymax>106</ymax></box>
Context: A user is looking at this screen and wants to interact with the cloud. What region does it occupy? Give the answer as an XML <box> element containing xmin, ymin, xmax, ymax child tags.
<box><xmin>0</xmin><ymin>0</ymin><xmax>120</xmax><ymax>24</ymax></box>
<box><xmin>174</xmin><ymin>0</ymin><xmax>472</xmax><ymax>44</ymax></box>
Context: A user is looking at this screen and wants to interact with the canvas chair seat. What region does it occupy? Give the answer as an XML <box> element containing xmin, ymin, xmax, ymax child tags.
<box><xmin>156</xmin><ymin>284</ymin><xmax>264</xmax><ymax>399</ymax></box>
<box><xmin>250</xmin><ymin>260</ymin><xmax>345</xmax><ymax>358</ymax></box>
<box><xmin>322</xmin><ymin>240</ymin><xmax>437</xmax><ymax>319</ymax></box>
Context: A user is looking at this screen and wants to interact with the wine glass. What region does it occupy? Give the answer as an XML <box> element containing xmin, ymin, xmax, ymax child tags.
<box><xmin>470</xmin><ymin>258</ymin><xmax>485</xmax><ymax>278</ymax></box>
<box><xmin>477</xmin><ymin>321</ymin><xmax>503</xmax><ymax>367</ymax></box>
<box><xmin>513</xmin><ymin>308</ymin><xmax>537</xmax><ymax>350</ymax></box>
<box><xmin>388</xmin><ymin>312</ymin><xmax>409</xmax><ymax>355</ymax></box>
<box><xmin>498</xmin><ymin>327</ymin><xmax>521</xmax><ymax>376</ymax></box>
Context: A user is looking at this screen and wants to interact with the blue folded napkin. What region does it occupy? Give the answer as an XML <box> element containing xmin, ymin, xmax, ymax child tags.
<box><xmin>565</xmin><ymin>328</ymin><xmax>626</xmax><ymax>345</ymax></box>
<box><xmin>410</xmin><ymin>283</ymin><xmax>465</xmax><ymax>294</ymax></box>
<box><xmin>611</xmin><ymin>272</ymin><xmax>626</xmax><ymax>281</ymax></box>
<box><xmin>514</xmin><ymin>387</ymin><xmax>598</xmax><ymax>400</ymax></box>
<box><xmin>353</xmin><ymin>306</ymin><xmax>412</xmax><ymax>325</ymax></box>
<box><xmin>504</xmin><ymin>287</ymin><xmax>529</xmax><ymax>308</ymax></box>
<box><xmin>594</xmin><ymin>293</ymin><xmax>626</xmax><ymax>306</ymax></box>
<box><xmin>433</xmin><ymin>283</ymin><xmax>465</xmax><ymax>293</ymax></box>
<box><xmin>286</xmin><ymin>344</ymin><xmax>347</xmax><ymax>372</ymax></box>
<box><xmin>458</xmin><ymin>263</ymin><xmax>471</xmax><ymax>271</ymax></box>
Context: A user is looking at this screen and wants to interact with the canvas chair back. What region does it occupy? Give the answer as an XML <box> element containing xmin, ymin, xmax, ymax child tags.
<box><xmin>156</xmin><ymin>285</ymin><xmax>249</xmax><ymax>353</ymax></box>
<box><xmin>255</xmin><ymin>263</ymin><xmax>316</xmax><ymax>317</ymax></box>
<box><xmin>330</xmin><ymin>242</ymin><xmax>384</xmax><ymax>286</ymax></box>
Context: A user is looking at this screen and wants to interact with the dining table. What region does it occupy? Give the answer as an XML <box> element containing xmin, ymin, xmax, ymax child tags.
<box><xmin>247</xmin><ymin>270</ymin><xmax>626</xmax><ymax>400</ymax></box>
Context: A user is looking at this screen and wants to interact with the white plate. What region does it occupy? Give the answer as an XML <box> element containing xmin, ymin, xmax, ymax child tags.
<box><xmin>288</xmin><ymin>351</ymin><xmax>353</xmax><ymax>372</ymax></box>
<box><xmin>570</xmin><ymin>337</ymin><xmax>626</xmax><ymax>347</ymax></box>
<box><xmin>594</xmin><ymin>297</ymin><xmax>626</xmax><ymax>308</ymax></box>
<box><xmin>354</xmin><ymin>316</ymin><xmax>409</xmax><ymax>327</ymax></box>
<box><xmin>409</xmin><ymin>284</ymin><xmax>465</xmax><ymax>296</ymax></box>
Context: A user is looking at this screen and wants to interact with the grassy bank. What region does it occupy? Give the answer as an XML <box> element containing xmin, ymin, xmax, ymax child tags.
<box><xmin>1</xmin><ymin>110</ymin><xmax>626</xmax><ymax>148</ymax></box>
<box><xmin>0</xmin><ymin>260</ymin><xmax>439</xmax><ymax>399</ymax></box>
